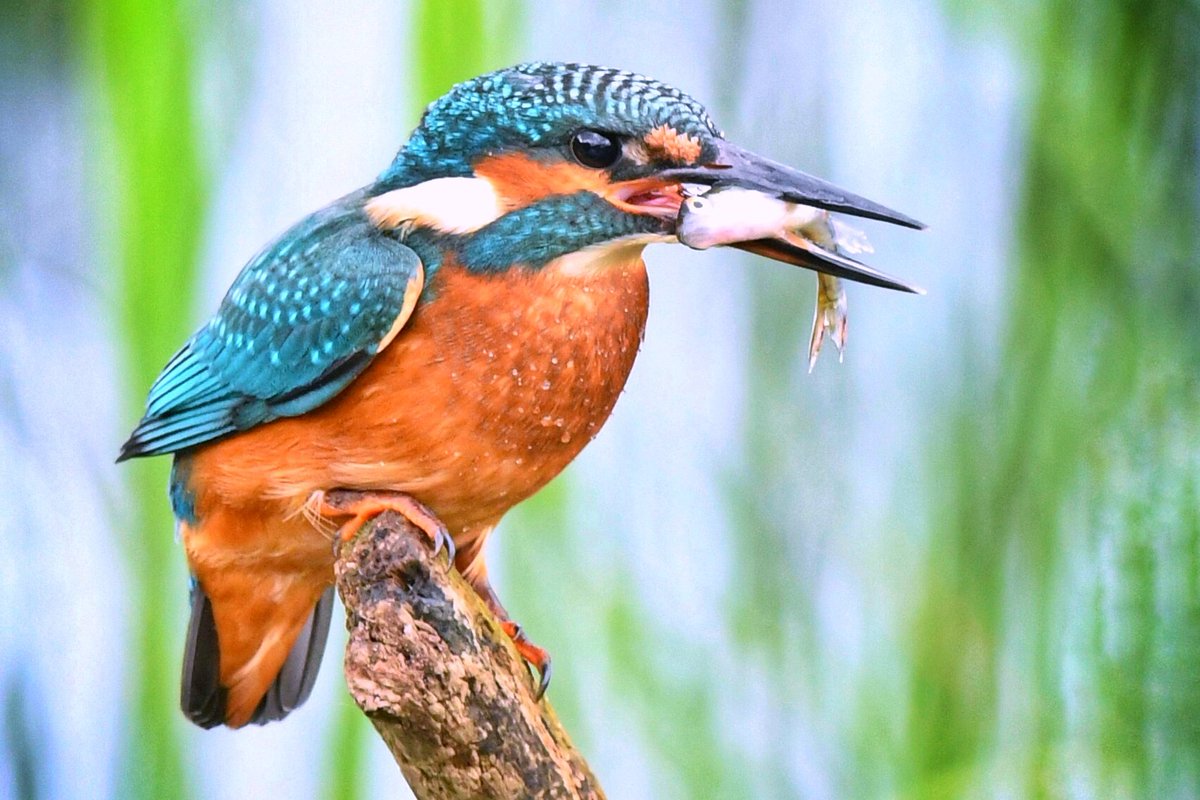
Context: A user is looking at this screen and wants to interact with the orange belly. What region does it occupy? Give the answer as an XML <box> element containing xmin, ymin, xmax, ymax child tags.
<box><xmin>183</xmin><ymin>253</ymin><xmax>650</xmax><ymax>572</ymax></box>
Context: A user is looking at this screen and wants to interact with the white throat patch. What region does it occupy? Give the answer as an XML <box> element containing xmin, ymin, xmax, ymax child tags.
<box><xmin>546</xmin><ymin>233</ymin><xmax>671</xmax><ymax>277</ymax></box>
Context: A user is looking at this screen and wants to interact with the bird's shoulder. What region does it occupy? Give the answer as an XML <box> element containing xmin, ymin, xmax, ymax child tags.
<box><xmin>119</xmin><ymin>192</ymin><xmax>425</xmax><ymax>460</ymax></box>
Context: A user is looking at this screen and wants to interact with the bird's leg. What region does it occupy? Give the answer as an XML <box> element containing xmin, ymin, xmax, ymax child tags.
<box><xmin>311</xmin><ymin>490</ymin><xmax>550</xmax><ymax>696</ymax></box>
<box><xmin>307</xmin><ymin>489</ymin><xmax>456</xmax><ymax>563</ymax></box>
<box><xmin>465</xmin><ymin>569</ymin><xmax>553</xmax><ymax>700</ymax></box>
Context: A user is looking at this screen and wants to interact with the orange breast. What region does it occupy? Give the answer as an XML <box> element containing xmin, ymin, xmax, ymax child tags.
<box><xmin>188</xmin><ymin>251</ymin><xmax>650</xmax><ymax>542</ymax></box>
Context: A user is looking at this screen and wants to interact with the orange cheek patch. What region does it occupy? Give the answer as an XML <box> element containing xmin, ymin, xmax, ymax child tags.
<box><xmin>643</xmin><ymin>124</ymin><xmax>703</xmax><ymax>164</ymax></box>
<box><xmin>473</xmin><ymin>152</ymin><xmax>613</xmax><ymax>210</ymax></box>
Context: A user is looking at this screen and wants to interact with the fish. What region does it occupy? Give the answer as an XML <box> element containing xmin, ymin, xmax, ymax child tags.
<box><xmin>676</xmin><ymin>185</ymin><xmax>884</xmax><ymax>370</ymax></box>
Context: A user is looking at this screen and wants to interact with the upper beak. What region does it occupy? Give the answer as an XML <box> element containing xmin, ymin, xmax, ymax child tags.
<box><xmin>656</xmin><ymin>141</ymin><xmax>925</xmax><ymax>292</ymax></box>
<box><xmin>660</xmin><ymin>141</ymin><xmax>926</xmax><ymax>229</ymax></box>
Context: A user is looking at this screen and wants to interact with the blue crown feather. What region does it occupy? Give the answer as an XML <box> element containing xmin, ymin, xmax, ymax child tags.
<box><xmin>382</xmin><ymin>62</ymin><xmax>723</xmax><ymax>184</ymax></box>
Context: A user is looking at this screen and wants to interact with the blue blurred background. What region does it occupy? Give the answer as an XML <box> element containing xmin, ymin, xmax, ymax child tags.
<box><xmin>2</xmin><ymin>1</ymin><xmax>1198</xmax><ymax>798</ymax></box>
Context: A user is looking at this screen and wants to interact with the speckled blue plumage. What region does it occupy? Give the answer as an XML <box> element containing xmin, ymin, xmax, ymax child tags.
<box><xmin>119</xmin><ymin>201</ymin><xmax>421</xmax><ymax>460</ymax></box>
<box><xmin>381</xmin><ymin>61</ymin><xmax>722</xmax><ymax>186</ymax></box>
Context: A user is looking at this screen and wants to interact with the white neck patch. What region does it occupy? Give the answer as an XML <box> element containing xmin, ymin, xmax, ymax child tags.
<box><xmin>365</xmin><ymin>176</ymin><xmax>505</xmax><ymax>235</ymax></box>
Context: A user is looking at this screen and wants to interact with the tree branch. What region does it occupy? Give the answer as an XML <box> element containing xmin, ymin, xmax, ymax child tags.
<box><xmin>331</xmin><ymin>491</ymin><xmax>604</xmax><ymax>800</ymax></box>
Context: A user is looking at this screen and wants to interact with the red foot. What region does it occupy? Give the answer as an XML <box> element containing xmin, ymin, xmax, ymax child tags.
<box><xmin>500</xmin><ymin>620</ymin><xmax>552</xmax><ymax>700</ymax></box>
<box><xmin>308</xmin><ymin>489</ymin><xmax>455</xmax><ymax>563</ymax></box>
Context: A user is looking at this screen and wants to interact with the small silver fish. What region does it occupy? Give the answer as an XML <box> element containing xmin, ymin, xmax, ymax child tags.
<box><xmin>677</xmin><ymin>186</ymin><xmax>874</xmax><ymax>371</ymax></box>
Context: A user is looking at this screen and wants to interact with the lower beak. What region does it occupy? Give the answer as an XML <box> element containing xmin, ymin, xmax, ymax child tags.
<box><xmin>736</xmin><ymin>237</ymin><xmax>922</xmax><ymax>293</ymax></box>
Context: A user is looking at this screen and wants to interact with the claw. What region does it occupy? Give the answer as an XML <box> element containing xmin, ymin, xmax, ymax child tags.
<box><xmin>308</xmin><ymin>489</ymin><xmax>455</xmax><ymax>564</ymax></box>
<box><xmin>500</xmin><ymin>620</ymin><xmax>553</xmax><ymax>699</ymax></box>
<box><xmin>469</xmin><ymin>566</ymin><xmax>552</xmax><ymax>697</ymax></box>
<box><xmin>535</xmin><ymin>657</ymin><xmax>553</xmax><ymax>700</ymax></box>
<box><xmin>430</xmin><ymin>524</ymin><xmax>455</xmax><ymax>564</ymax></box>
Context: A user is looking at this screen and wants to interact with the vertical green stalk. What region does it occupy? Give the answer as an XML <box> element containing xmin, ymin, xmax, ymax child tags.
<box><xmin>713</xmin><ymin>10</ymin><xmax>831</xmax><ymax>792</ymax></box>
<box><xmin>412</xmin><ymin>0</ymin><xmax>484</xmax><ymax>106</ymax></box>
<box><xmin>324</xmin><ymin>695</ymin><xmax>370</xmax><ymax>800</ymax></box>
<box><xmin>413</xmin><ymin>0</ymin><xmax>522</xmax><ymax>107</ymax></box>
<box><xmin>322</xmin><ymin>4</ymin><xmax>520</xmax><ymax>796</ymax></box>
<box><xmin>84</xmin><ymin>0</ymin><xmax>207</xmax><ymax>797</ymax></box>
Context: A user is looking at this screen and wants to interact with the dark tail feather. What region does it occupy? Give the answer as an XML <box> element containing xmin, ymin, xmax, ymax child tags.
<box><xmin>252</xmin><ymin>586</ymin><xmax>335</xmax><ymax>724</ymax></box>
<box><xmin>180</xmin><ymin>582</ymin><xmax>225</xmax><ymax>728</ymax></box>
<box><xmin>181</xmin><ymin>582</ymin><xmax>335</xmax><ymax>728</ymax></box>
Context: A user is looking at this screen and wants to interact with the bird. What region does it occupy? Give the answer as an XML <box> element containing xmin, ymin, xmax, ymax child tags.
<box><xmin>118</xmin><ymin>61</ymin><xmax>923</xmax><ymax>729</ymax></box>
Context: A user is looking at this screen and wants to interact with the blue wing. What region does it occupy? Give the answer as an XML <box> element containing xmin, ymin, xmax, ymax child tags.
<box><xmin>119</xmin><ymin>205</ymin><xmax>424</xmax><ymax>461</ymax></box>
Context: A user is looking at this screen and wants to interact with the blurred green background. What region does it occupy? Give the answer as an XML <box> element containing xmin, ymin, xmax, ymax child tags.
<box><xmin>1</xmin><ymin>0</ymin><xmax>1197</xmax><ymax>798</ymax></box>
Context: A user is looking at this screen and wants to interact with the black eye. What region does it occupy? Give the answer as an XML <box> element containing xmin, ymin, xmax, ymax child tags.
<box><xmin>570</xmin><ymin>129</ymin><xmax>621</xmax><ymax>168</ymax></box>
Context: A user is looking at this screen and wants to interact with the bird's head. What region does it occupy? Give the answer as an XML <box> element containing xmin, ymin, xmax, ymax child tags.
<box><xmin>369</xmin><ymin>62</ymin><xmax>922</xmax><ymax>288</ymax></box>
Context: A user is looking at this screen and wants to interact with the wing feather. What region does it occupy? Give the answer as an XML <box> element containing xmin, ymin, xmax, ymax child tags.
<box><xmin>119</xmin><ymin>206</ymin><xmax>424</xmax><ymax>461</ymax></box>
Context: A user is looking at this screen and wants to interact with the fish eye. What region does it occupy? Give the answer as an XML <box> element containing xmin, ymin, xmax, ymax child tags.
<box><xmin>570</xmin><ymin>129</ymin><xmax>622</xmax><ymax>168</ymax></box>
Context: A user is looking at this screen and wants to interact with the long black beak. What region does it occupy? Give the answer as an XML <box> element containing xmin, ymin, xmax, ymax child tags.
<box><xmin>658</xmin><ymin>141</ymin><xmax>925</xmax><ymax>292</ymax></box>
<box><xmin>661</xmin><ymin>141</ymin><xmax>926</xmax><ymax>229</ymax></box>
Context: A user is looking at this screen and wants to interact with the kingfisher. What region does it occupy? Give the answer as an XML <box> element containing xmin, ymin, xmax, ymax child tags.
<box><xmin>118</xmin><ymin>62</ymin><xmax>923</xmax><ymax>729</ymax></box>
